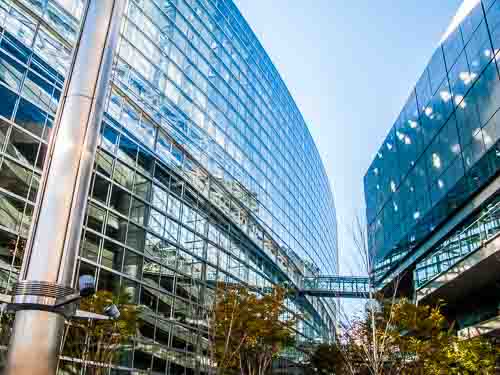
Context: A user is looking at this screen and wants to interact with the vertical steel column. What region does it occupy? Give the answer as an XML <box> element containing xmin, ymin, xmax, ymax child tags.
<box><xmin>6</xmin><ymin>1</ymin><xmax>125</xmax><ymax>374</ymax></box>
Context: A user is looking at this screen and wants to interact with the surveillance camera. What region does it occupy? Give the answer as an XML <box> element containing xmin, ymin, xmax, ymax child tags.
<box><xmin>104</xmin><ymin>304</ymin><xmax>120</xmax><ymax>319</ymax></box>
<box><xmin>78</xmin><ymin>275</ymin><xmax>96</xmax><ymax>297</ymax></box>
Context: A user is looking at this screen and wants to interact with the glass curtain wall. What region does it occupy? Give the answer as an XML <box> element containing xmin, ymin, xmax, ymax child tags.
<box><xmin>365</xmin><ymin>0</ymin><xmax>500</xmax><ymax>283</ymax></box>
<box><xmin>0</xmin><ymin>0</ymin><xmax>339</xmax><ymax>373</ymax></box>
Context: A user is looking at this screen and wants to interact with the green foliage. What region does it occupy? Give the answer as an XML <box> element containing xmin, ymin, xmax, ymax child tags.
<box><xmin>337</xmin><ymin>298</ymin><xmax>499</xmax><ymax>375</ymax></box>
<box><xmin>390</xmin><ymin>299</ymin><xmax>498</xmax><ymax>374</ymax></box>
<box><xmin>446</xmin><ymin>337</ymin><xmax>500</xmax><ymax>374</ymax></box>
<box><xmin>211</xmin><ymin>284</ymin><xmax>297</xmax><ymax>375</ymax></box>
<box><xmin>0</xmin><ymin>311</ymin><xmax>14</xmax><ymax>369</ymax></box>
<box><xmin>60</xmin><ymin>290</ymin><xmax>138</xmax><ymax>375</ymax></box>
<box><xmin>306</xmin><ymin>343</ymin><xmax>346</xmax><ymax>375</ymax></box>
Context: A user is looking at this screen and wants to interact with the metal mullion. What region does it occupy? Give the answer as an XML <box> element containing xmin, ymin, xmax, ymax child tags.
<box><xmin>84</xmin><ymin>220</ymin><xmax>192</xmax><ymax>284</ymax></box>
<box><xmin>80</xmin><ymin>226</ymin><xmax>104</xmax><ymax>269</ymax></box>
<box><xmin>196</xmin><ymin>0</ymin><xmax>292</xmax><ymax>129</ymax></box>
<box><xmin>92</xmin><ymin>235</ymin><xmax>162</xmax><ymax>285</ymax></box>
<box><xmin>114</xmin><ymin>73</ymin><xmax>324</xmax><ymax>324</ymax></box>
<box><xmin>11</xmin><ymin>0</ymin><xmax>73</xmax><ymax>51</ymax></box>
<box><xmin>133</xmin><ymin>0</ymin><xmax>292</xmax><ymax>202</ymax></box>
<box><xmin>115</xmin><ymin>82</ymin><xmax>266</xmax><ymax>249</ymax></box>
<box><xmin>0</xmin><ymin>169</ymin><xmax>35</xmax><ymax>206</ymax></box>
<box><xmin>114</xmin><ymin>82</ymin><xmax>291</xmax><ymax>274</ymax></box>
<box><xmin>11</xmin><ymin>0</ymin><xmax>46</xmax><ymax>110</ymax></box>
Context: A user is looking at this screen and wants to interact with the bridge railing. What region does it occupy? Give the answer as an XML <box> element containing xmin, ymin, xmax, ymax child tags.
<box><xmin>301</xmin><ymin>275</ymin><xmax>371</xmax><ymax>298</ymax></box>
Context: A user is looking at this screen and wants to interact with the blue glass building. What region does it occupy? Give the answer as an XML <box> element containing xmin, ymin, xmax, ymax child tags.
<box><xmin>0</xmin><ymin>0</ymin><xmax>338</xmax><ymax>373</ymax></box>
<box><xmin>365</xmin><ymin>0</ymin><xmax>500</xmax><ymax>337</ymax></box>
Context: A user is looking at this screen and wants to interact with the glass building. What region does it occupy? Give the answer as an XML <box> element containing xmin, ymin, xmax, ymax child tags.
<box><xmin>365</xmin><ymin>0</ymin><xmax>500</xmax><ymax>326</ymax></box>
<box><xmin>0</xmin><ymin>0</ymin><xmax>338</xmax><ymax>373</ymax></box>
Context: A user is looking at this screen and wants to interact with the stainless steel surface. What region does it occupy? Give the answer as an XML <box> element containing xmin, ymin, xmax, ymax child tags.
<box><xmin>19</xmin><ymin>0</ymin><xmax>124</xmax><ymax>287</ymax></box>
<box><xmin>74</xmin><ymin>309</ymin><xmax>110</xmax><ymax>320</ymax></box>
<box><xmin>13</xmin><ymin>280</ymin><xmax>75</xmax><ymax>298</ymax></box>
<box><xmin>6</xmin><ymin>0</ymin><xmax>125</xmax><ymax>374</ymax></box>
<box><xmin>8</xmin><ymin>310</ymin><xmax>64</xmax><ymax>375</ymax></box>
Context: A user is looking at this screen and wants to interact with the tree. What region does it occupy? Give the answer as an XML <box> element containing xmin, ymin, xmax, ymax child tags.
<box><xmin>335</xmin><ymin>214</ymin><xmax>499</xmax><ymax>374</ymax></box>
<box><xmin>337</xmin><ymin>297</ymin><xmax>499</xmax><ymax>374</ymax></box>
<box><xmin>0</xmin><ymin>311</ymin><xmax>14</xmax><ymax>370</ymax></box>
<box><xmin>208</xmin><ymin>284</ymin><xmax>253</xmax><ymax>374</ymax></box>
<box><xmin>389</xmin><ymin>298</ymin><xmax>499</xmax><ymax>374</ymax></box>
<box><xmin>446</xmin><ymin>336</ymin><xmax>500</xmax><ymax>374</ymax></box>
<box><xmin>335</xmin><ymin>214</ymin><xmax>403</xmax><ymax>375</ymax></box>
<box><xmin>0</xmin><ymin>290</ymin><xmax>138</xmax><ymax>374</ymax></box>
<box><xmin>305</xmin><ymin>343</ymin><xmax>347</xmax><ymax>375</ymax></box>
<box><xmin>59</xmin><ymin>290</ymin><xmax>139</xmax><ymax>375</ymax></box>
<box><xmin>208</xmin><ymin>284</ymin><xmax>297</xmax><ymax>375</ymax></box>
<box><xmin>239</xmin><ymin>286</ymin><xmax>296</xmax><ymax>375</ymax></box>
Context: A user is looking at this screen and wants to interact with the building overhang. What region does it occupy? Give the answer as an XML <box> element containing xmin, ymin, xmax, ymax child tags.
<box><xmin>380</xmin><ymin>172</ymin><xmax>500</xmax><ymax>290</ymax></box>
<box><xmin>417</xmin><ymin>233</ymin><xmax>500</xmax><ymax>304</ymax></box>
<box><xmin>458</xmin><ymin>314</ymin><xmax>500</xmax><ymax>339</ymax></box>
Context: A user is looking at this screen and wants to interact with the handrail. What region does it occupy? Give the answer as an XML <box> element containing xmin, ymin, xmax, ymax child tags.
<box><xmin>415</xmin><ymin>197</ymin><xmax>500</xmax><ymax>289</ymax></box>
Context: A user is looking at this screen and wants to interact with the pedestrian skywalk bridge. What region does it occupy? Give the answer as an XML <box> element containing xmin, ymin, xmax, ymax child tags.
<box><xmin>300</xmin><ymin>275</ymin><xmax>371</xmax><ymax>298</ymax></box>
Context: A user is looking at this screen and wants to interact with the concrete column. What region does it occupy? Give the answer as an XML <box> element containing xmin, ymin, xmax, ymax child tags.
<box><xmin>6</xmin><ymin>0</ymin><xmax>125</xmax><ymax>374</ymax></box>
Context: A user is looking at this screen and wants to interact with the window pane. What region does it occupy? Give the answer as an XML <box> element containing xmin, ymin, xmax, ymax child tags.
<box><xmin>95</xmin><ymin>150</ymin><xmax>114</xmax><ymax>178</ymax></box>
<box><xmin>86</xmin><ymin>204</ymin><xmax>105</xmax><ymax>233</ymax></box>
<box><xmin>442</xmin><ymin>27</ymin><xmax>464</xmax><ymax>69</ymax></box>
<box><xmin>14</xmin><ymin>98</ymin><xmax>47</xmax><ymax>137</ymax></box>
<box><xmin>134</xmin><ymin>171</ymin><xmax>151</xmax><ymax>200</ymax></box>
<box><xmin>113</xmin><ymin>160</ymin><xmax>134</xmax><ymax>189</ymax></box>
<box><xmin>81</xmin><ymin>231</ymin><xmax>100</xmax><ymax>262</ymax></box>
<box><xmin>151</xmin><ymin>185</ymin><xmax>168</xmax><ymax>211</ymax></box>
<box><xmin>130</xmin><ymin>197</ymin><xmax>148</xmax><ymax>226</ymax></box>
<box><xmin>0</xmin><ymin>49</ymin><xmax>25</xmax><ymax>91</ymax></box>
<box><xmin>118</xmin><ymin>135</ymin><xmax>137</xmax><ymax>165</ymax></box>
<box><xmin>33</xmin><ymin>27</ymin><xmax>71</xmax><ymax>74</ymax></box>
<box><xmin>105</xmin><ymin>212</ymin><xmax>126</xmax><ymax>243</ymax></box>
<box><xmin>0</xmin><ymin>192</ymin><xmax>25</xmax><ymax>232</ymax></box>
<box><xmin>123</xmin><ymin>248</ymin><xmax>143</xmax><ymax>278</ymax></box>
<box><xmin>0</xmin><ymin>159</ymin><xmax>32</xmax><ymax>199</ymax></box>
<box><xmin>91</xmin><ymin>174</ymin><xmax>110</xmax><ymax>204</ymax></box>
<box><xmin>0</xmin><ymin>84</ymin><xmax>17</xmax><ymax>120</ymax></box>
<box><xmin>427</xmin><ymin>48</ymin><xmax>447</xmax><ymax>94</ymax></box>
<box><xmin>126</xmin><ymin>222</ymin><xmax>146</xmax><ymax>252</ymax></box>
<box><xmin>100</xmin><ymin>123</ymin><xmax>119</xmax><ymax>152</ymax></box>
<box><xmin>465</xmin><ymin>21</ymin><xmax>493</xmax><ymax>78</ymax></box>
<box><xmin>21</xmin><ymin>71</ymin><xmax>57</xmax><ymax>114</ymax></box>
<box><xmin>109</xmin><ymin>184</ymin><xmax>131</xmax><ymax>216</ymax></box>
<box><xmin>6</xmin><ymin>126</ymin><xmax>40</xmax><ymax>166</ymax></box>
<box><xmin>100</xmin><ymin>239</ymin><xmax>124</xmax><ymax>272</ymax></box>
<box><xmin>0</xmin><ymin>229</ymin><xmax>17</xmax><ymax>271</ymax></box>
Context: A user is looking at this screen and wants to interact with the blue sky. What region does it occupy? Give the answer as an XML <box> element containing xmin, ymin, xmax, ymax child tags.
<box><xmin>234</xmin><ymin>0</ymin><xmax>464</xmax><ymax>274</ymax></box>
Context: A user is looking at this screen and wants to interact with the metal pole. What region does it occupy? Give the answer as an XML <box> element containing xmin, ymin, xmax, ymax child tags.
<box><xmin>6</xmin><ymin>0</ymin><xmax>125</xmax><ymax>374</ymax></box>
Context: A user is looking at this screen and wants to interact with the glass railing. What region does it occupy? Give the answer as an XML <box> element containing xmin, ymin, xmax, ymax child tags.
<box><xmin>301</xmin><ymin>275</ymin><xmax>371</xmax><ymax>298</ymax></box>
<box><xmin>415</xmin><ymin>195</ymin><xmax>500</xmax><ymax>289</ymax></box>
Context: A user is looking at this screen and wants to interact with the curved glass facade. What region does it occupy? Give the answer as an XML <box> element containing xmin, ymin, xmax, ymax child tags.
<box><xmin>365</xmin><ymin>0</ymin><xmax>500</xmax><ymax>283</ymax></box>
<box><xmin>0</xmin><ymin>0</ymin><xmax>338</xmax><ymax>373</ymax></box>
<box><xmin>117</xmin><ymin>0</ymin><xmax>338</xmax><ymax>276</ymax></box>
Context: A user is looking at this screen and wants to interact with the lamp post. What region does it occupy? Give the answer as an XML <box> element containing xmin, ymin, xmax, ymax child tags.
<box><xmin>5</xmin><ymin>1</ymin><xmax>125</xmax><ymax>374</ymax></box>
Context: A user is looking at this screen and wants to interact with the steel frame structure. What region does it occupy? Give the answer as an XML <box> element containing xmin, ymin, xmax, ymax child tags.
<box><xmin>301</xmin><ymin>276</ymin><xmax>371</xmax><ymax>298</ymax></box>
